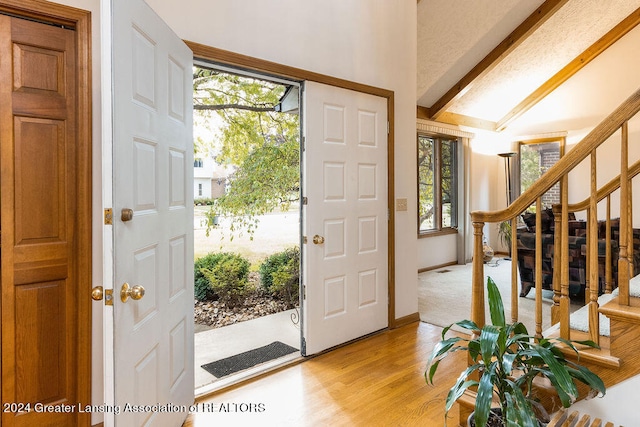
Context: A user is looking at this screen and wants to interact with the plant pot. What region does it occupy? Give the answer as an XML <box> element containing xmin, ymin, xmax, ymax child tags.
<box><xmin>467</xmin><ymin>409</ymin><xmax>503</xmax><ymax>427</ymax></box>
<box><xmin>468</xmin><ymin>409</ymin><xmax>547</xmax><ymax>427</ymax></box>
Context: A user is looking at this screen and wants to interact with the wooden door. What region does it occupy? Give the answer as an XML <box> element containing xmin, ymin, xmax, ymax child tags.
<box><xmin>0</xmin><ymin>10</ymin><xmax>91</xmax><ymax>427</ymax></box>
<box><xmin>302</xmin><ymin>81</ymin><xmax>388</xmax><ymax>355</ymax></box>
<box><xmin>109</xmin><ymin>1</ymin><xmax>194</xmax><ymax>425</ymax></box>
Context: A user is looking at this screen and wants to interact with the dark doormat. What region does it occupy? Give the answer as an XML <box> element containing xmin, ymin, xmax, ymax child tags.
<box><xmin>201</xmin><ymin>341</ymin><xmax>299</xmax><ymax>378</ymax></box>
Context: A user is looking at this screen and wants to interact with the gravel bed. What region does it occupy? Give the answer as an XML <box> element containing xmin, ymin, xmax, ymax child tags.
<box><xmin>194</xmin><ymin>289</ymin><xmax>292</xmax><ymax>329</ymax></box>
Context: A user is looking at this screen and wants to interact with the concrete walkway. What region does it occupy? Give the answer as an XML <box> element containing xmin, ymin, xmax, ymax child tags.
<box><xmin>195</xmin><ymin>308</ymin><xmax>302</xmax><ymax>394</ymax></box>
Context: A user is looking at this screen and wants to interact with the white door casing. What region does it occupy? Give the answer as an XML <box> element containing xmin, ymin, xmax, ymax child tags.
<box><xmin>302</xmin><ymin>81</ymin><xmax>388</xmax><ymax>355</ymax></box>
<box><xmin>111</xmin><ymin>0</ymin><xmax>194</xmax><ymax>425</ymax></box>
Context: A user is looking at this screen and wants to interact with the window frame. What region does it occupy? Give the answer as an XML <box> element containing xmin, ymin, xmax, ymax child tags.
<box><xmin>417</xmin><ymin>132</ymin><xmax>459</xmax><ymax>237</ymax></box>
<box><xmin>515</xmin><ymin>136</ymin><xmax>565</xmax><ymax>210</ymax></box>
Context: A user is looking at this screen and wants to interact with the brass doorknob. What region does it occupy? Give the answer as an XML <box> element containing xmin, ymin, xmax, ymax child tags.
<box><xmin>121</xmin><ymin>282</ymin><xmax>145</xmax><ymax>303</ymax></box>
<box><xmin>121</xmin><ymin>208</ymin><xmax>134</xmax><ymax>222</ymax></box>
<box><xmin>91</xmin><ymin>286</ymin><xmax>104</xmax><ymax>301</ymax></box>
<box><xmin>313</xmin><ymin>235</ymin><xmax>325</xmax><ymax>245</ymax></box>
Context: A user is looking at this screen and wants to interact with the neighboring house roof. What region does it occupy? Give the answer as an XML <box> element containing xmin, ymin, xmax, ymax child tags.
<box><xmin>417</xmin><ymin>0</ymin><xmax>640</xmax><ymax>136</ymax></box>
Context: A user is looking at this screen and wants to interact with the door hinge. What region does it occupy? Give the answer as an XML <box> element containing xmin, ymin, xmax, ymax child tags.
<box><xmin>302</xmin><ymin>197</ymin><xmax>308</xmax><ymax>205</ymax></box>
<box><xmin>303</xmin><ymin>284</ymin><xmax>306</xmax><ymax>300</ymax></box>
<box><xmin>303</xmin><ymin>236</ymin><xmax>308</xmax><ymax>244</ymax></box>
<box><xmin>301</xmin><ymin>337</ymin><xmax>307</xmax><ymax>355</ymax></box>
<box><xmin>104</xmin><ymin>208</ymin><xmax>113</xmax><ymax>225</ymax></box>
<box><xmin>387</xmin><ymin>121</ymin><xmax>390</xmax><ymax>135</ymax></box>
<box><xmin>301</xmin><ymin>135</ymin><xmax>306</xmax><ymax>151</ymax></box>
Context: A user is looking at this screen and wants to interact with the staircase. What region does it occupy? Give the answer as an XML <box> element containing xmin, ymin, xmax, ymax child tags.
<box><xmin>465</xmin><ymin>88</ymin><xmax>640</xmax><ymax>424</ymax></box>
<box><xmin>547</xmin><ymin>408</ymin><xmax>619</xmax><ymax>427</ymax></box>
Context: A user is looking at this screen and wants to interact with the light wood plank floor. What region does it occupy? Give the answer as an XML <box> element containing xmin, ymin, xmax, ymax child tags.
<box><xmin>183</xmin><ymin>322</ymin><xmax>467</xmax><ymax>427</ymax></box>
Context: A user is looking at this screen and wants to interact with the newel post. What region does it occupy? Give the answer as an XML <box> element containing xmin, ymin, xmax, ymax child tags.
<box><xmin>471</xmin><ymin>221</ymin><xmax>486</xmax><ymax>329</ymax></box>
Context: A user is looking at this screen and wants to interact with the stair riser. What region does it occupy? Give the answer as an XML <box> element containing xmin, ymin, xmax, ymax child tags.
<box><xmin>609</xmin><ymin>317</ymin><xmax>640</xmax><ymax>367</ymax></box>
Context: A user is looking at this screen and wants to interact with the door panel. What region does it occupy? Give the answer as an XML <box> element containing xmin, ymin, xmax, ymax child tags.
<box><xmin>0</xmin><ymin>13</ymin><xmax>90</xmax><ymax>427</ymax></box>
<box><xmin>303</xmin><ymin>81</ymin><xmax>388</xmax><ymax>355</ymax></box>
<box><xmin>111</xmin><ymin>1</ymin><xmax>194</xmax><ymax>426</ymax></box>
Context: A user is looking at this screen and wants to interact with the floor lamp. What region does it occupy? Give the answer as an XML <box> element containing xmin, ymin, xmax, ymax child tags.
<box><xmin>498</xmin><ymin>152</ymin><xmax>517</xmax><ymax>205</ymax></box>
<box><xmin>498</xmin><ymin>152</ymin><xmax>517</xmax><ymax>260</ymax></box>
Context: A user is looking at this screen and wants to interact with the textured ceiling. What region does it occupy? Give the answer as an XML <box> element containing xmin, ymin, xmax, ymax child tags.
<box><xmin>417</xmin><ymin>0</ymin><xmax>544</xmax><ymax>107</ymax></box>
<box><xmin>417</xmin><ymin>0</ymin><xmax>640</xmax><ymax>135</ymax></box>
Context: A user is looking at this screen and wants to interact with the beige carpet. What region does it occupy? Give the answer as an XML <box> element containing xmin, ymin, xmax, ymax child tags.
<box><xmin>418</xmin><ymin>258</ymin><xmax>571</xmax><ymax>335</ymax></box>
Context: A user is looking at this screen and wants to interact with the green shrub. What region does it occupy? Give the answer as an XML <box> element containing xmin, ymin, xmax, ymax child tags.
<box><xmin>258</xmin><ymin>246</ymin><xmax>300</xmax><ymax>306</ymax></box>
<box><xmin>194</xmin><ymin>197</ymin><xmax>215</xmax><ymax>206</ymax></box>
<box><xmin>194</xmin><ymin>253</ymin><xmax>218</xmax><ymax>301</ymax></box>
<box><xmin>194</xmin><ymin>252</ymin><xmax>250</xmax><ymax>303</ymax></box>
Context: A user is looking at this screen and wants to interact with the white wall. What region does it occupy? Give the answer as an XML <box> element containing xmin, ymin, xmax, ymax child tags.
<box><xmin>470</xmin><ymin>150</ymin><xmax>503</xmax><ymax>246</ymax></box>
<box><xmin>145</xmin><ymin>0</ymin><xmax>419</xmax><ymax>319</ymax></box>
<box><xmin>417</xmin><ymin>234</ymin><xmax>458</xmax><ymax>268</ymax></box>
<box><xmin>570</xmin><ymin>374</ymin><xmax>639</xmax><ymax>426</ymax></box>
<box><xmin>567</xmin><ymin>125</ymin><xmax>640</xmax><ymax>226</ymax></box>
<box><xmin>194</xmin><ymin>178</ymin><xmax>210</xmax><ymax>199</ymax></box>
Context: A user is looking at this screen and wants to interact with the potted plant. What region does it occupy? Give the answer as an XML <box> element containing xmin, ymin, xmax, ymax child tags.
<box><xmin>425</xmin><ymin>277</ymin><xmax>606</xmax><ymax>427</ymax></box>
<box><xmin>497</xmin><ymin>220</ymin><xmax>512</xmax><ymax>259</ymax></box>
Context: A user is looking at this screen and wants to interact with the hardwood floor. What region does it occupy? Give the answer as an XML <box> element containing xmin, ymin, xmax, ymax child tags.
<box><xmin>184</xmin><ymin>322</ymin><xmax>467</xmax><ymax>427</ymax></box>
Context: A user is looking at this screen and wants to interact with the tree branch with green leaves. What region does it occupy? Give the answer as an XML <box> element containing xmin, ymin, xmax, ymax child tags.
<box><xmin>193</xmin><ymin>67</ymin><xmax>300</xmax><ymax>240</ymax></box>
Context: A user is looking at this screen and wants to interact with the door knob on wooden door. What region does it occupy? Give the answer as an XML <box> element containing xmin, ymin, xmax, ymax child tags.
<box><xmin>91</xmin><ymin>286</ymin><xmax>104</xmax><ymax>301</ymax></box>
<box><xmin>120</xmin><ymin>282</ymin><xmax>145</xmax><ymax>303</ymax></box>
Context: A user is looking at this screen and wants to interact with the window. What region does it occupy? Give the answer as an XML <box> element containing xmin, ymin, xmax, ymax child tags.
<box><xmin>418</xmin><ymin>134</ymin><xmax>458</xmax><ymax>234</ymax></box>
<box><xmin>198</xmin><ymin>183</ymin><xmax>203</xmax><ymax>197</ymax></box>
<box><xmin>517</xmin><ymin>138</ymin><xmax>564</xmax><ymax>209</ymax></box>
<box><xmin>194</xmin><ymin>158</ymin><xmax>203</xmax><ymax>168</ymax></box>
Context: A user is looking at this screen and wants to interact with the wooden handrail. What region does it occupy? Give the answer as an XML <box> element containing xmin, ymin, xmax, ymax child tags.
<box><xmin>561</xmin><ymin>158</ymin><xmax>640</xmax><ymax>212</ymax></box>
<box><xmin>469</xmin><ymin>87</ymin><xmax>640</xmax><ymax>337</ymax></box>
<box><xmin>470</xmin><ymin>88</ymin><xmax>640</xmax><ymax>224</ymax></box>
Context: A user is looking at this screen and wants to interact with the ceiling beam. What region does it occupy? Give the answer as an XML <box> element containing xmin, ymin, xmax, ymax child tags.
<box><xmin>417</xmin><ymin>106</ymin><xmax>497</xmax><ymax>131</ymax></box>
<box><xmin>429</xmin><ymin>0</ymin><xmax>569</xmax><ymax>120</ymax></box>
<box><xmin>496</xmin><ymin>6</ymin><xmax>640</xmax><ymax>131</ymax></box>
<box><xmin>435</xmin><ymin>112</ymin><xmax>497</xmax><ymax>132</ymax></box>
<box><xmin>417</xmin><ymin>105</ymin><xmax>430</xmax><ymax>120</ymax></box>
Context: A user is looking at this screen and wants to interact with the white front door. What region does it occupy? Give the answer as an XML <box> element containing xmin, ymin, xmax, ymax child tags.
<box><xmin>302</xmin><ymin>81</ymin><xmax>388</xmax><ymax>355</ymax></box>
<box><xmin>110</xmin><ymin>0</ymin><xmax>194</xmax><ymax>425</ymax></box>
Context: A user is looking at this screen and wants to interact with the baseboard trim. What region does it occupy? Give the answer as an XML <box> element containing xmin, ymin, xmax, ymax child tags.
<box><xmin>391</xmin><ymin>312</ymin><xmax>420</xmax><ymax>328</ymax></box>
<box><xmin>418</xmin><ymin>260</ymin><xmax>458</xmax><ymax>274</ymax></box>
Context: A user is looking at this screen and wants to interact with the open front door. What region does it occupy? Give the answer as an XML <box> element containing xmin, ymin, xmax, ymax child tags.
<box><xmin>302</xmin><ymin>81</ymin><xmax>388</xmax><ymax>355</ymax></box>
<box><xmin>110</xmin><ymin>0</ymin><xmax>194</xmax><ymax>425</ymax></box>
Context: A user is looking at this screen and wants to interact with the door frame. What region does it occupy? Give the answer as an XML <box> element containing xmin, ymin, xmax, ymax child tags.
<box><xmin>0</xmin><ymin>0</ymin><xmax>92</xmax><ymax>420</ymax></box>
<box><xmin>186</xmin><ymin>41</ymin><xmax>398</xmax><ymax>327</ymax></box>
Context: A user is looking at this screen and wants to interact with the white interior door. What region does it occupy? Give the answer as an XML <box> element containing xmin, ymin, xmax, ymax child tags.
<box><xmin>111</xmin><ymin>0</ymin><xmax>194</xmax><ymax>425</ymax></box>
<box><xmin>302</xmin><ymin>81</ymin><xmax>388</xmax><ymax>355</ymax></box>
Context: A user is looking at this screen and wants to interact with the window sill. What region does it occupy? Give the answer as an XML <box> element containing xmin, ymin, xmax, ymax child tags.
<box><xmin>418</xmin><ymin>228</ymin><xmax>458</xmax><ymax>239</ymax></box>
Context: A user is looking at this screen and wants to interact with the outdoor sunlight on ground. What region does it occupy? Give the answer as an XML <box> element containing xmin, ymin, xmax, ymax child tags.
<box><xmin>194</xmin><ymin>206</ymin><xmax>299</xmax><ymax>265</ymax></box>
